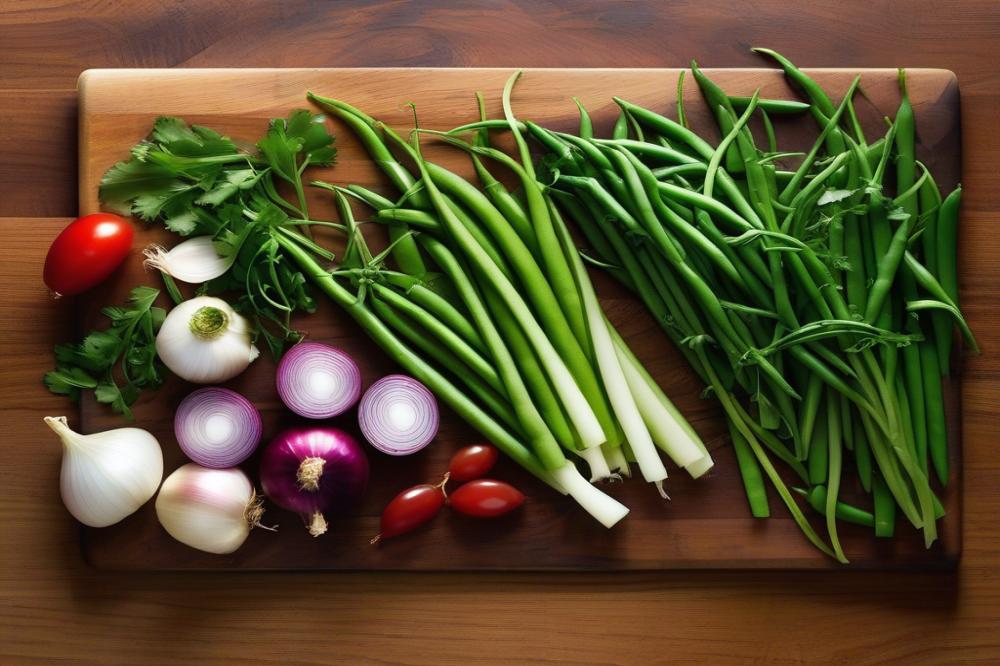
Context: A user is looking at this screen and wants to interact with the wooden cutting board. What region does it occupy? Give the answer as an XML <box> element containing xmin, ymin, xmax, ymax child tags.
<box><xmin>76</xmin><ymin>67</ymin><xmax>961</xmax><ymax>570</ymax></box>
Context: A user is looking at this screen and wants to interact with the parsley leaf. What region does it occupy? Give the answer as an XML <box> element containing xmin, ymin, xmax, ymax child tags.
<box><xmin>44</xmin><ymin>286</ymin><xmax>166</xmax><ymax>420</ymax></box>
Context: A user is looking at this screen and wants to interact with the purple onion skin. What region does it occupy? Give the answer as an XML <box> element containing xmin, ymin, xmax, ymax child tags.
<box><xmin>259</xmin><ymin>427</ymin><xmax>369</xmax><ymax>536</ymax></box>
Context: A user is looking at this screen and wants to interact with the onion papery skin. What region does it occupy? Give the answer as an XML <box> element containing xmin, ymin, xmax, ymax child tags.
<box><xmin>259</xmin><ymin>427</ymin><xmax>370</xmax><ymax>537</ymax></box>
<box><xmin>276</xmin><ymin>342</ymin><xmax>362</xmax><ymax>419</ymax></box>
<box><xmin>358</xmin><ymin>375</ymin><xmax>440</xmax><ymax>456</ymax></box>
<box><xmin>155</xmin><ymin>464</ymin><xmax>260</xmax><ymax>555</ymax></box>
<box><xmin>175</xmin><ymin>387</ymin><xmax>262</xmax><ymax>468</ymax></box>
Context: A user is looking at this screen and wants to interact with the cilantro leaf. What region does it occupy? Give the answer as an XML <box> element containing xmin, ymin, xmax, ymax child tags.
<box><xmin>45</xmin><ymin>287</ymin><xmax>166</xmax><ymax>419</ymax></box>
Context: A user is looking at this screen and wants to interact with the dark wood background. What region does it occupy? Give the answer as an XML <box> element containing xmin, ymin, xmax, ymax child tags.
<box><xmin>1</xmin><ymin>1</ymin><xmax>999</xmax><ymax>662</ymax></box>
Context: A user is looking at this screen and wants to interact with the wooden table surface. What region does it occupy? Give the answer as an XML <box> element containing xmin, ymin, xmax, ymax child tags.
<box><xmin>2</xmin><ymin>1</ymin><xmax>999</xmax><ymax>663</ymax></box>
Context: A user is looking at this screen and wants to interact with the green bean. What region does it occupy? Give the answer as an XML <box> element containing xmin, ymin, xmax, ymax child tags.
<box><xmin>612</xmin><ymin>110</ymin><xmax>628</xmax><ymax>139</ymax></box>
<box><xmin>752</xmin><ymin>48</ymin><xmax>846</xmax><ymax>154</ymax></box>
<box><xmin>778</xmin><ymin>76</ymin><xmax>860</xmax><ymax>204</ymax></box>
<box><xmin>613</xmin><ymin>97</ymin><xmax>715</xmax><ymax>159</ymax></box>
<box><xmin>808</xmin><ymin>401</ymin><xmax>829</xmax><ymax>485</ymax></box>
<box><xmin>572</xmin><ymin>97</ymin><xmax>594</xmax><ymax>140</ymax></box>
<box><xmin>852</xmin><ymin>411</ymin><xmax>873</xmax><ymax>491</ymax></box>
<box><xmin>920</xmin><ymin>341</ymin><xmax>948</xmax><ymax>485</ymax></box>
<box><xmin>760</xmin><ymin>108</ymin><xmax>778</xmax><ymax>154</ymax></box>
<box><xmin>617</xmin><ymin>148</ymin><xmax>746</xmax><ymax>287</ymax></box>
<box><xmin>894</xmin><ymin>372</ymin><xmax>919</xmax><ymax>463</ymax></box>
<box><xmin>730</xmin><ymin>422</ymin><xmax>770</xmax><ymax>517</ymax></box>
<box><xmin>447</xmin><ymin>118</ymin><xmax>525</xmax><ymax>134</ymax></box>
<box><xmin>824</xmin><ymin>391</ymin><xmax>847</xmax><ymax>562</ymax></box>
<box><xmin>676</xmin><ymin>71</ymin><xmax>689</xmax><ymax>129</ymax></box>
<box><xmin>903</xmin><ymin>253</ymin><xmax>978</xmax><ymax>352</ymax></box>
<box><xmin>845</xmin><ymin>94</ymin><xmax>867</xmax><ymax>146</ymax></box>
<box><xmin>862</xmin><ymin>211</ymin><xmax>915</xmax><ymax>324</ymax></box>
<box><xmin>730</xmin><ymin>96</ymin><xmax>811</xmax><ymax>114</ymax></box>
<box><xmin>794</xmin><ymin>486</ymin><xmax>875</xmax><ymax>527</ymax></box>
<box><xmin>690</xmin><ymin>61</ymin><xmax>745</xmax><ymax>173</ymax></box>
<box><xmin>657</xmin><ymin>181</ymin><xmax>757</xmax><ymax>232</ymax></box>
<box><xmin>798</xmin><ymin>375</ymin><xmax>824</xmax><ymax>460</ymax></box>
<box><xmin>694</xmin><ymin>344</ymin><xmax>835</xmax><ymax>558</ymax></box>
<box><xmin>872</xmin><ymin>471</ymin><xmax>896</xmax><ymax>537</ymax></box>
<box><xmin>935</xmin><ymin>186</ymin><xmax>962</xmax><ymax>372</ymax></box>
<box><xmin>704</xmin><ymin>93</ymin><xmax>760</xmax><ymax>198</ymax></box>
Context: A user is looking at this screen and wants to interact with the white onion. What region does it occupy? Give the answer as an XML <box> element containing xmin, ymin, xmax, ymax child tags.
<box><xmin>155</xmin><ymin>296</ymin><xmax>259</xmax><ymax>384</ymax></box>
<box><xmin>155</xmin><ymin>464</ymin><xmax>267</xmax><ymax>555</ymax></box>
<box><xmin>143</xmin><ymin>236</ymin><xmax>235</xmax><ymax>284</ymax></box>
<box><xmin>44</xmin><ymin>416</ymin><xmax>163</xmax><ymax>528</ymax></box>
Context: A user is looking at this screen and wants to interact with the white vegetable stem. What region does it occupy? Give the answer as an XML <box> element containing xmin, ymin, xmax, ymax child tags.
<box><xmin>143</xmin><ymin>236</ymin><xmax>235</xmax><ymax>284</ymax></box>
<box><xmin>578</xmin><ymin>445</ymin><xmax>612</xmax><ymax>482</ymax></box>
<box><xmin>552</xmin><ymin>463</ymin><xmax>629</xmax><ymax>528</ymax></box>
<box><xmin>553</xmin><ymin>206</ymin><xmax>667</xmax><ymax>484</ymax></box>
<box><xmin>608</xmin><ymin>323</ymin><xmax>714</xmax><ymax>477</ymax></box>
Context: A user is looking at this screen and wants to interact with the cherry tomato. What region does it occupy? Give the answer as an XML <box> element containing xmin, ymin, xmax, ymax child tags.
<box><xmin>372</xmin><ymin>477</ymin><xmax>447</xmax><ymax>543</ymax></box>
<box><xmin>449</xmin><ymin>479</ymin><xmax>524</xmax><ymax>518</ymax></box>
<box><xmin>44</xmin><ymin>213</ymin><xmax>133</xmax><ymax>297</ymax></box>
<box><xmin>447</xmin><ymin>444</ymin><xmax>499</xmax><ymax>483</ymax></box>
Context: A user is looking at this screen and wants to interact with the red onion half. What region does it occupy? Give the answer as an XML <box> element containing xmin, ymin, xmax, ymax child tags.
<box><xmin>358</xmin><ymin>375</ymin><xmax>439</xmax><ymax>456</ymax></box>
<box><xmin>259</xmin><ymin>427</ymin><xmax>369</xmax><ymax>537</ymax></box>
<box><xmin>276</xmin><ymin>342</ymin><xmax>361</xmax><ymax>419</ymax></box>
<box><xmin>175</xmin><ymin>387</ymin><xmax>262</xmax><ymax>468</ymax></box>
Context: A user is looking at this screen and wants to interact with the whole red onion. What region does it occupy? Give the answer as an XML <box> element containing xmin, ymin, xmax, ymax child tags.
<box><xmin>259</xmin><ymin>426</ymin><xmax>369</xmax><ymax>537</ymax></box>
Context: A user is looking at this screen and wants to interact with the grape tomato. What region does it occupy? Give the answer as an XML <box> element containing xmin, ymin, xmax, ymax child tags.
<box><xmin>447</xmin><ymin>444</ymin><xmax>499</xmax><ymax>482</ymax></box>
<box><xmin>449</xmin><ymin>479</ymin><xmax>524</xmax><ymax>518</ymax></box>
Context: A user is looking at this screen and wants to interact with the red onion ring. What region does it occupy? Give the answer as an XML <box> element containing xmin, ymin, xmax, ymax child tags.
<box><xmin>175</xmin><ymin>387</ymin><xmax>262</xmax><ymax>468</ymax></box>
<box><xmin>276</xmin><ymin>342</ymin><xmax>362</xmax><ymax>419</ymax></box>
<box><xmin>358</xmin><ymin>374</ymin><xmax>439</xmax><ymax>456</ymax></box>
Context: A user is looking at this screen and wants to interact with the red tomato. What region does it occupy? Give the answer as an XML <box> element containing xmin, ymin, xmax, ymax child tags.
<box><xmin>449</xmin><ymin>479</ymin><xmax>524</xmax><ymax>518</ymax></box>
<box><xmin>44</xmin><ymin>213</ymin><xmax>133</xmax><ymax>296</ymax></box>
<box><xmin>372</xmin><ymin>480</ymin><xmax>447</xmax><ymax>543</ymax></box>
<box><xmin>447</xmin><ymin>444</ymin><xmax>499</xmax><ymax>482</ymax></box>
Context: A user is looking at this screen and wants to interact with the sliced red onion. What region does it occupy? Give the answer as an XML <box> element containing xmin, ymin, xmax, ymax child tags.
<box><xmin>175</xmin><ymin>387</ymin><xmax>262</xmax><ymax>468</ymax></box>
<box><xmin>358</xmin><ymin>374</ymin><xmax>439</xmax><ymax>456</ymax></box>
<box><xmin>276</xmin><ymin>342</ymin><xmax>361</xmax><ymax>419</ymax></box>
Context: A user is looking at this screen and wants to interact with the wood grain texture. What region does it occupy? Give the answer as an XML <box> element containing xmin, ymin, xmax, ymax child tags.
<box><xmin>75</xmin><ymin>67</ymin><xmax>961</xmax><ymax>571</ymax></box>
<box><xmin>2</xmin><ymin>0</ymin><xmax>1000</xmax><ymax>662</ymax></box>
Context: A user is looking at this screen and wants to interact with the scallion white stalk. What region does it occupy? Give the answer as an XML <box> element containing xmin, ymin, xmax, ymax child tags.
<box><xmin>551</xmin><ymin>463</ymin><xmax>629</xmax><ymax>528</ymax></box>
<box><xmin>608</xmin><ymin>323</ymin><xmax>714</xmax><ymax>477</ymax></box>
<box><xmin>578</xmin><ymin>445</ymin><xmax>612</xmax><ymax>482</ymax></box>
<box><xmin>552</xmin><ymin>201</ymin><xmax>668</xmax><ymax>485</ymax></box>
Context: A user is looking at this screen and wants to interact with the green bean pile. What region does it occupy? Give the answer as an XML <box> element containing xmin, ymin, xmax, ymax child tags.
<box><xmin>500</xmin><ymin>52</ymin><xmax>975</xmax><ymax>560</ymax></box>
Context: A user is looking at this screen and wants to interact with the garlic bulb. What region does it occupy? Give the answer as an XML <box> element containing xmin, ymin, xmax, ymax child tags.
<box><xmin>155</xmin><ymin>464</ymin><xmax>267</xmax><ymax>554</ymax></box>
<box><xmin>156</xmin><ymin>296</ymin><xmax>259</xmax><ymax>384</ymax></box>
<box><xmin>44</xmin><ymin>416</ymin><xmax>163</xmax><ymax>527</ymax></box>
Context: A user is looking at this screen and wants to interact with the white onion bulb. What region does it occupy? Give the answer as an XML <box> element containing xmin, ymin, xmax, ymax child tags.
<box><xmin>155</xmin><ymin>296</ymin><xmax>259</xmax><ymax>384</ymax></box>
<box><xmin>155</xmin><ymin>464</ymin><xmax>267</xmax><ymax>555</ymax></box>
<box><xmin>44</xmin><ymin>416</ymin><xmax>163</xmax><ymax>528</ymax></box>
<box><xmin>143</xmin><ymin>237</ymin><xmax>235</xmax><ymax>284</ymax></box>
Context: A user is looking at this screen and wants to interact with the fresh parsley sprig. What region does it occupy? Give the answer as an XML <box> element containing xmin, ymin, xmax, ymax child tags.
<box><xmin>45</xmin><ymin>286</ymin><xmax>166</xmax><ymax>419</ymax></box>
